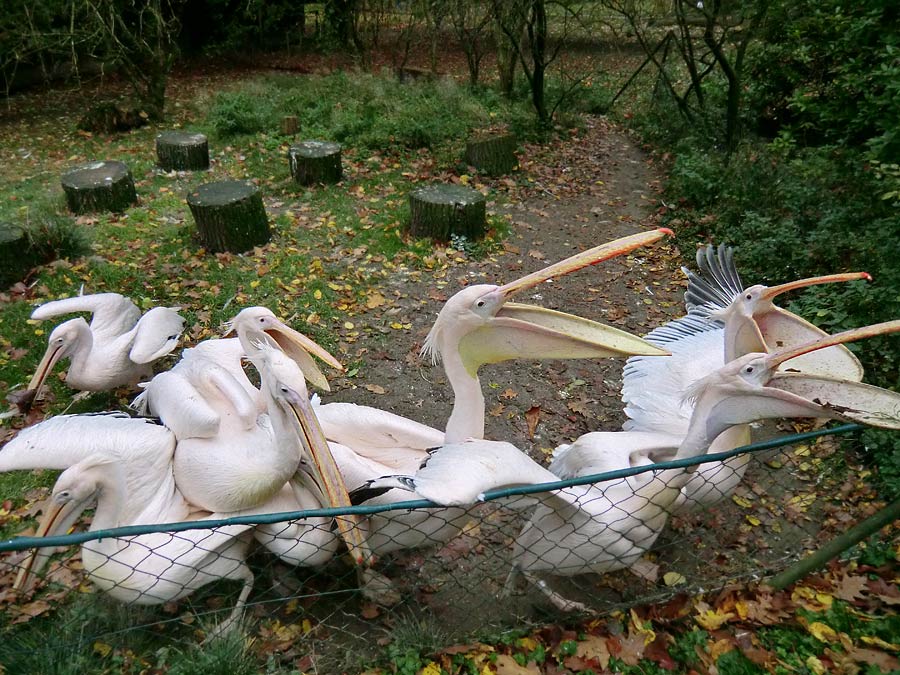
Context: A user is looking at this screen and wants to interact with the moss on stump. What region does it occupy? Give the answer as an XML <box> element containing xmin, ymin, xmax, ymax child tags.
<box><xmin>156</xmin><ymin>131</ymin><xmax>210</xmax><ymax>171</ymax></box>
<box><xmin>465</xmin><ymin>132</ymin><xmax>517</xmax><ymax>176</ymax></box>
<box><xmin>186</xmin><ymin>180</ymin><xmax>271</xmax><ymax>253</ymax></box>
<box><xmin>408</xmin><ymin>183</ymin><xmax>487</xmax><ymax>241</ymax></box>
<box><xmin>289</xmin><ymin>140</ymin><xmax>342</xmax><ymax>185</ymax></box>
<box><xmin>61</xmin><ymin>161</ymin><xmax>138</xmax><ymax>214</ymax></box>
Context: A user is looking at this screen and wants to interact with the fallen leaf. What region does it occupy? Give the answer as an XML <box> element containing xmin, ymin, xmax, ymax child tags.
<box><xmin>495</xmin><ymin>654</ymin><xmax>540</xmax><ymax>674</ymax></box>
<box><xmin>524</xmin><ymin>406</ymin><xmax>541</xmax><ymax>439</ymax></box>
<box><xmin>364</xmin><ymin>384</ymin><xmax>386</xmax><ymax>394</ymax></box>
<box><xmin>807</xmin><ymin>621</ymin><xmax>839</xmax><ymax>643</ymax></box>
<box><xmin>500</xmin><ymin>388</ymin><xmax>518</xmax><ymax>400</ymax></box>
<box><xmin>663</xmin><ymin>572</ymin><xmax>686</xmax><ymax>587</ymax></box>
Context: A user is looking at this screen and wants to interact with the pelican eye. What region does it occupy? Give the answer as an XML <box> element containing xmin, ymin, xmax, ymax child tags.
<box><xmin>57</xmin><ymin>490</ymin><xmax>71</xmax><ymax>499</ymax></box>
<box><xmin>745</xmin><ymin>366</ymin><xmax>754</xmax><ymax>373</ymax></box>
<box><xmin>745</xmin><ymin>293</ymin><xmax>753</xmax><ymax>300</ymax></box>
<box><xmin>476</xmin><ymin>300</ymin><xmax>485</xmax><ymax>307</ymax></box>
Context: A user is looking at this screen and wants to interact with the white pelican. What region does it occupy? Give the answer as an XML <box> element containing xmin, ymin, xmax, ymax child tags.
<box><xmin>316</xmin><ymin>229</ymin><xmax>673</xmax><ymax>476</ymax></box>
<box><xmin>372</xmin><ymin>320</ymin><xmax>900</xmax><ymax>610</ymax></box>
<box><xmin>14</xmin><ymin>454</ymin><xmax>256</xmax><ymax>637</ymax></box>
<box><xmin>326</xmin><ymin>230</ymin><xmax>675</xmax><ymax>556</ymax></box>
<box><xmin>17</xmin><ymin>293</ymin><xmax>184</xmax><ymax>410</ymax></box>
<box><xmin>620</xmin><ymin>244</ymin><xmax>870</xmax><ymax>510</ymax></box>
<box><xmin>171</xmin><ymin>342</ymin><xmax>370</xmax><ymax>565</ymax></box>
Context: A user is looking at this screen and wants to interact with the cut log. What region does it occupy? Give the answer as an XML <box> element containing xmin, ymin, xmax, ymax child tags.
<box><xmin>0</xmin><ymin>223</ymin><xmax>35</xmax><ymax>287</ymax></box>
<box><xmin>289</xmin><ymin>140</ymin><xmax>342</xmax><ymax>185</ymax></box>
<box><xmin>156</xmin><ymin>131</ymin><xmax>210</xmax><ymax>171</ymax></box>
<box><xmin>61</xmin><ymin>160</ymin><xmax>138</xmax><ymax>215</ymax></box>
<box><xmin>186</xmin><ymin>180</ymin><xmax>271</xmax><ymax>253</ymax></box>
<box><xmin>280</xmin><ymin>115</ymin><xmax>299</xmax><ymax>136</ymax></box>
<box><xmin>465</xmin><ymin>132</ymin><xmax>517</xmax><ymax>176</ymax></box>
<box><xmin>408</xmin><ymin>184</ymin><xmax>487</xmax><ymax>241</ymax></box>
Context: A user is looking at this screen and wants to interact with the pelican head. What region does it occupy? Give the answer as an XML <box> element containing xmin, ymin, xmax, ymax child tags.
<box><xmin>422</xmin><ymin>229</ymin><xmax>673</xmax><ymax>374</ymax></box>
<box><xmin>712</xmin><ymin>272</ymin><xmax>871</xmax><ymax>375</ymax></box>
<box><xmin>226</xmin><ymin>306</ymin><xmax>342</xmax><ymax>391</ymax></box>
<box><xmin>682</xmin><ymin>319</ymin><xmax>900</xmax><ymax>457</ymax></box>
<box><xmin>14</xmin><ymin>457</ymin><xmax>116</xmax><ymax>594</ymax></box>
<box><xmin>17</xmin><ymin>319</ymin><xmax>89</xmax><ymax>411</ymax></box>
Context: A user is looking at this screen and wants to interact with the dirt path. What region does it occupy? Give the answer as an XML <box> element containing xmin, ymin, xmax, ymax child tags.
<box><xmin>324</xmin><ymin>117</ymin><xmax>686</xmax><ymax>460</ymax></box>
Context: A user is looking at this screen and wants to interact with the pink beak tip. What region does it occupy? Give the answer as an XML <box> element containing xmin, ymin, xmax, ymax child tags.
<box><xmin>862</xmin><ymin>272</ymin><xmax>872</xmax><ymax>282</ymax></box>
<box><xmin>658</xmin><ymin>227</ymin><xmax>674</xmax><ymax>236</ymax></box>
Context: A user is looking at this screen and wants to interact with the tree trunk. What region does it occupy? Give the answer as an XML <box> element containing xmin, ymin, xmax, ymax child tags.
<box><xmin>0</xmin><ymin>223</ymin><xmax>36</xmax><ymax>287</ymax></box>
<box><xmin>288</xmin><ymin>141</ymin><xmax>343</xmax><ymax>185</ymax></box>
<box><xmin>61</xmin><ymin>161</ymin><xmax>138</xmax><ymax>214</ymax></box>
<box><xmin>493</xmin><ymin>2</ymin><xmax>526</xmax><ymax>97</ymax></box>
<box><xmin>465</xmin><ymin>133</ymin><xmax>517</xmax><ymax>176</ymax></box>
<box><xmin>408</xmin><ymin>184</ymin><xmax>487</xmax><ymax>241</ymax></box>
<box><xmin>156</xmin><ymin>131</ymin><xmax>209</xmax><ymax>171</ymax></box>
<box><xmin>187</xmin><ymin>180</ymin><xmax>271</xmax><ymax>253</ymax></box>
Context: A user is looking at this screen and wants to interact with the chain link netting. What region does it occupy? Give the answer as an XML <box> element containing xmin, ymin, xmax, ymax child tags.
<box><xmin>0</xmin><ymin>423</ymin><xmax>883</xmax><ymax>668</ymax></box>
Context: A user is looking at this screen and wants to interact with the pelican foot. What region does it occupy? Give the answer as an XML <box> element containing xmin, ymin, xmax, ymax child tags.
<box><xmin>524</xmin><ymin>572</ymin><xmax>594</xmax><ymax>614</ymax></box>
<box><xmin>202</xmin><ymin>615</ymin><xmax>245</xmax><ymax>644</ymax></box>
<box><xmin>359</xmin><ymin>568</ymin><xmax>402</xmax><ymax>607</ymax></box>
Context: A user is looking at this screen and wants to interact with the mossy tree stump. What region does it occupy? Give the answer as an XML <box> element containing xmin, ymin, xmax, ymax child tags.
<box><xmin>408</xmin><ymin>184</ymin><xmax>487</xmax><ymax>241</ymax></box>
<box><xmin>156</xmin><ymin>131</ymin><xmax>210</xmax><ymax>171</ymax></box>
<box><xmin>465</xmin><ymin>132</ymin><xmax>517</xmax><ymax>176</ymax></box>
<box><xmin>289</xmin><ymin>140</ymin><xmax>342</xmax><ymax>185</ymax></box>
<box><xmin>0</xmin><ymin>223</ymin><xmax>35</xmax><ymax>287</ymax></box>
<box><xmin>186</xmin><ymin>180</ymin><xmax>271</xmax><ymax>253</ymax></box>
<box><xmin>61</xmin><ymin>161</ymin><xmax>137</xmax><ymax>214</ymax></box>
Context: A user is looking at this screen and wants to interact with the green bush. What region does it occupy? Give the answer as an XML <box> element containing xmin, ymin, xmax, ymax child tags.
<box><xmin>206</xmin><ymin>71</ymin><xmax>535</xmax><ymax>151</ymax></box>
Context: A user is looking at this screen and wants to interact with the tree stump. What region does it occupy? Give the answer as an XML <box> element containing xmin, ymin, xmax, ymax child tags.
<box><xmin>289</xmin><ymin>141</ymin><xmax>342</xmax><ymax>185</ymax></box>
<box><xmin>186</xmin><ymin>180</ymin><xmax>271</xmax><ymax>253</ymax></box>
<box><xmin>465</xmin><ymin>132</ymin><xmax>517</xmax><ymax>176</ymax></box>
<box><xmin>408</xmin><ymin>184</ymin><xmax>487</xmax><ymax>241</ymax></box>
<box><xmin>156</xmin><ymin>131</ymin><xmax>210</xmax><ymax>171</ymax></box>
<box><xmin>280</xmin><ymin>115</ymin><xmax>299</xmax><ymax>136</ymax></box>
<box><xmin>0</xmin><ymin>223</ymin><xmax>34</xmax><ymax>287</ymax></box>
<box><xmin>61</xmin><ymin>161</ymin><xmax>138</xmax><ymax>214</ymax></box>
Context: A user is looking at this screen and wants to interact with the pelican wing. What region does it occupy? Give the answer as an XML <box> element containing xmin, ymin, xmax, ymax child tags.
<box><xmin>314</xmin><ymin>401</ymin><xmax>444</xmax><ymax>470</ymax></box>
<box><xmin>0</xmin><ymin>413</ymin><xmax>175</xmax><ymax>472</ymax></box>
<box><xmin>622</xmin><ymin>314</ymin><xmax>724</xmax><ymax>435</ymax></box>
<box><xmin>683</xmin><ymin>244</ymin><xmax>744</xmax><ymax>313</ymax></box>
<box><xmin>551</xmin><ymin>430</ymin><xmax>680</xmax><ymax>478</ymax></box>
<box><xmin>129</xmin><ymin>307</ymin><xmax>185</xmax><ymax>363</ymax></box>
<box><xmin>31</xmin><ymin>293</ymin><xmax>141</xmax><ymax>340</ymax></box>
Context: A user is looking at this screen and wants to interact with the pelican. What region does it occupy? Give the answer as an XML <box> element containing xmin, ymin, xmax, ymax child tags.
<box><xmin>13</xmin><ymin>454</ymin><xmax>256</xmax><ymax>637</ymax></box>
<box><xmin>171</xmin><ymin>342</ymin><xmax>370</xmax><ymax>565</ymax></box>
<box><xmin>326</xmin><ymin>230</ymin><xmax>674</xmax><ymax>556</ymax></box>
<box><xmin>620</xmin><ymin>245</ymin><xmax>870</xmax><ymax>510</ymax></box>
<box><xmin>373</xmin><ymin>320</ymin><xmax>900</xmax><ymax>610</ymax></box>
<box><xmin>17</xmin><ymin>292</ymin><xmax>184</xmax><ymax>410</ymax></box>
<box><xmin>132</xmin><ymin>306</ymin><xmax>342</xmax><ymax>441</ymax></box>
<box><xmin>315</xmin><ymin>229</ymin><xmax>673</xmax><ymax>476</ymax></box>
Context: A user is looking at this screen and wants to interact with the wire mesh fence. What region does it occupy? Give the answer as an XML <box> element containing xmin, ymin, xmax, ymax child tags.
<box><xmin>0</xmin><ymin>423</ymin><xmax>884</xmax><ymax>670</ymax></box>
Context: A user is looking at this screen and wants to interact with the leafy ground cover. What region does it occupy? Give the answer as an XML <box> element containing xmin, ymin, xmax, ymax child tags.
<box><xmin>0</xmin><ymin>58</ymin><xmax>897</xmax><ymax>674</ymax></box>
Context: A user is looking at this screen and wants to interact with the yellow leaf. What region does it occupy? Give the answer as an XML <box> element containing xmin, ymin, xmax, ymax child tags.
<box><xmin>807</xmin><ymin>621</ymin><xmax>839</xmax><ymax>643</ymax></box>
<box><xmin>735</xmin><ymin>600</ymin><xmax>750</xmax><ymax>620</ymax></box>
<box><xmin>663</xmin><ymin>572</ymin><xmax>686</xmax><ymax>586</ymax></box>
<box><xmin>93</xmin><ymin>642</ymin><xmax>112</xmax><ymax>657</ymax></box>
<box><xmin>806</xmin><ymin>655</ymin><xmax>826</xmax><ymax>675</ymax></box>
<box><xmin>695</xmin><ymin>608</ymin><xmax>735</xmax><ymax>631</ymax></box>
<box><xmin>815</xmin><ymin>593</ymin><xmax>833</xmax><ymax>609</ymax></box>
<box><xmin>314</xmin><ymin>289</ymin><xmax>323</xmax><ymax>300</ymax></box>
<box><xmin>732</xmin><ymin>495</ymin><xmax>753</xmax><ymax>508</ymax></box>
<box><xmin>390</xmin><ymin>322</ymin><xmax>404</xmax><ymax>330</ymax></box>
<box><xmin>746</xmin><ymin>515</ymin><xmax>762</xmax><ymax>526</ymax></box>
<box><xmin>516</xmin><ymin>637</ymin><xmax>538</xmax><ymax>652</ymax></box>
<box><xmin>366</xmin><ymin>292</ymin><xmax>387</xmax><ymax>309</ymax></box>
<box><xmin>250</xmin><ymin>279</ymin><xmax>260</xmax><ymax>288</ymax></box>
<box><xmin>860</xmin><ymin>635</ymin><xmax>900</xmax><ymax>651</ymax></box>
<box><xmin>419</xmin><ymin>662</ymin><xmax>442</xmax><ymax>675</ymax></box>
<box><xmin>460</xmin><ymin>174</ymin><xmax>470</xmax><ymax>185</ymax></box>
<box><xmin>344</xmin><ymin>321</ymin><xmax>355</xmax><ymax>329</ymax></box>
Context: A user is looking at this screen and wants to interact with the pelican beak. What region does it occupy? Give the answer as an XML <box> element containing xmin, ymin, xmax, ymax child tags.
<box><xmin>226</xmin><ymin>319</ymin><xmax>343</xmax><ymax>392</ymax></box>
<box><xmin>495</xmin><ymin>228</ymin><xmax>672</xmax><ymax>298</ymax></box>
<box><xmin>285</xmin><ymin>389</ymin><xmax>373</xmax><ymax>567</ymax></box>
<box><xmin>734</xmin><ymin>272</ymin><xmax>872</xmax><ymax>380</ymax></box>
<box><xmin>13</xmin><ymin>497</ymin><xmax>85</xmax><ymax>595</ymax></box>
<box><xmin>456</xmin><ymin>229</ymin><xmax>673</xmax><ymax>375</ymax></box>
<box><xmin>759</xmin><ymin>272</ymin><xmax>872</xmax><ymax>302</ymax></box>
<box><xmin>18</xmin><ymin>341</ymin><xmax>67</xmax><ymax>413</ymax></box>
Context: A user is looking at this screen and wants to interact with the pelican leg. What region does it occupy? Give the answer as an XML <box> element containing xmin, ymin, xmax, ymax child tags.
<box><xmin>203</xmin><ymin>565</ymin><xmax>254</xmax><ymax>643</ymax></box>
<box><xmin>523</xmin><ymin>571</ymin><xmax>593</xmax><ymax>614</ymax></box>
